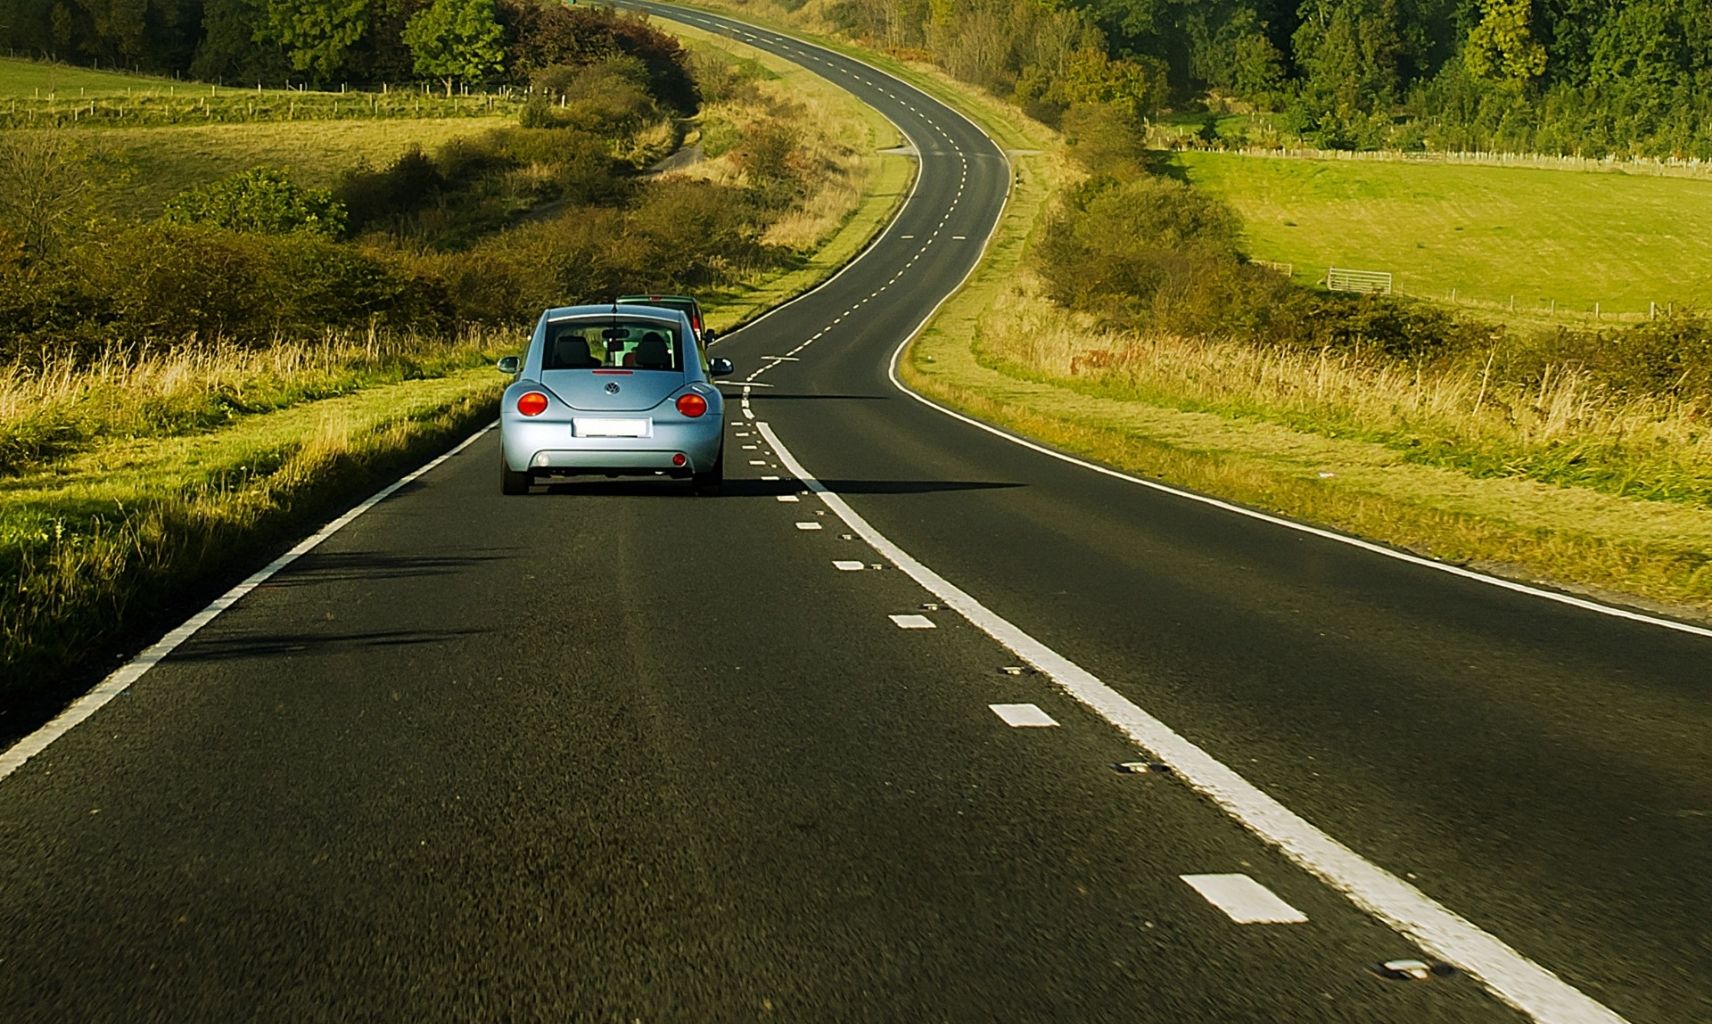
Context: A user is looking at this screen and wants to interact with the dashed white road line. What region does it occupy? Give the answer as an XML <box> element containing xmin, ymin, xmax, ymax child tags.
<box><xmin>888</xmin><ymin>614</ymin><xmax>936</xmax><ymax>629</ymax></box>
<box><xmin>833</xmin><ymin>560</ymin><xmax>866</xmax><ymax>571</ymax></box>
<box><xmin>990</xmin><ymin>703</ymin><xmax>1058</xmax><ymax>728</ymax></box>
<box><xmin>1182</xmin><ymin>874</ymin><xmax>1309</xmax><ymax>925</ymax></box>
<box><xmin>776</xmin><ymin>495</ymin><xmax>800</xmax><ymax>503</ymax></box>
<box><xmin>756</xmin><ymin>421</ymin><xmax>1628</xmax><ymax>1024</ymax></box>
<box><xmin>795</xmin><ymin>522</ymin><xmax>823</xmax><ymax>531</ymax></box>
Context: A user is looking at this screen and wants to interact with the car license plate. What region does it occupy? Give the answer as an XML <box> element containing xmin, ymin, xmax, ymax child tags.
<box><xmin>574</xmin><ymin>417</ymin><xmax>652</xmax><ymax>438</ymax></box>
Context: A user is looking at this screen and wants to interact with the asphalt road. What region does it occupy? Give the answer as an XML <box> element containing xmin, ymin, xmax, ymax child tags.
<box><xmin>2</xmin><ymin>7</ymin><xmax>1707</xmax><ymax>1023</ymax></box>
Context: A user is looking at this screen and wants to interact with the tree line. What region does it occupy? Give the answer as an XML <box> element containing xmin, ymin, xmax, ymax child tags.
<box><xmin>0</xmin><ymin>0</ymin><xmax>694</xmax><ymax>109</ymax></box>
<box><xmin>828</xmin><ymin>0</ymin><xmax>1712</xmax><ymax>158</ymax></box>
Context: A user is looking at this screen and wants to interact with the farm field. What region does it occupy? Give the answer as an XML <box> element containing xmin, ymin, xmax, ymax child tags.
<box><xmin>55</xmin><ymin>117</ymin><xmax>511</xmax><ymax>219</ymax></box>
<box><xmin>1173</xmin><ymin>151</ymin><xmax>1712</xmax><ymax>318</ymax></box>
<box><xmin>0</xmin><ymin>55</ymin><xmax>223</xmax><ymax>96</ymax></box>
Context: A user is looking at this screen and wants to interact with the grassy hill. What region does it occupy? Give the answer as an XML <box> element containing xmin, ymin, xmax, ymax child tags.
<box><xmin>0</xmin><ymin>55</ymin><xmax>216</xmax><ymax>97</ymax></box>
<box><xmin>1173</xmin><ymin>151</ymin><xmax>1712</xmax><ymax>320</ymax></box>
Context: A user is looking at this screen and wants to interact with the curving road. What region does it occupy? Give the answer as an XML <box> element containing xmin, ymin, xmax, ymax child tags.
<box><xmin>1</xmin><ymin>6</ymin><xmax>1707</xmax><ymax>1023</ymax></box>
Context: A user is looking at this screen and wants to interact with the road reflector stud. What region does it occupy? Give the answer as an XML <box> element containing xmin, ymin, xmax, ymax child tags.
<box><xmin>1371</xmin><ymin>959</ymin><xmax>1455</xmax><ymax>982</ymax></box>
<box><xmin>1113</xmin><ymin>761</ymin><xmax>1173</xmax><ymax>775</ymax></box>
<box><xmin>921</xmin><ymin>602</ymin><xmax>940</xmax><ymax>611</ymax></box>
<box><xmin>840</xmin><ymin>533</ymin><xmax>854</xmax><ymax>541</ymax></box>
<box><xmin>999</xmin><ymin>665</ymin><xmax>1035</xmax><ymax>676</ymax></box>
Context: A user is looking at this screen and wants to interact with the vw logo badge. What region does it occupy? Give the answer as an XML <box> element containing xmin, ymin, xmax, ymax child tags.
<box><xmin>604</xmin><ymin>381</ymin><xmax>621</xmax><ymax>395</ymax></box>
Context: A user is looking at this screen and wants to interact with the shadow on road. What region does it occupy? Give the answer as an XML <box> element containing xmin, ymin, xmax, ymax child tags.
<box><xmin>171</xmin><ymin>627</ymin><xmax>488</xmax><ymax>664</ymax></box>
<box><xmin>260</xmin><ymin>550</ymin><xmax>515</xmax><ymax>588</ymax></box>
<box><xmin>528</xmin><ymin>478</ymin><xmax>1021</xmax><ymax>498</ymax></box>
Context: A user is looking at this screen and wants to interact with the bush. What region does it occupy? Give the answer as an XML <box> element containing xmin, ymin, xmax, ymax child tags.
<box><xmin>163</xmin><ymin>169</ymin><xmax>346</xmax><ymax>237</ymax></box>
<box><xmin>1037</xmin><ymin>176</ymin><xmax>1243</xmax><ymax>321</ymax></box>
<box><xmin>335</xmin><ymin>147</ymin><xmax>447</xmax><ymax>235</ymax></box>
<box><xmin>1497</xmin><ymin>313</ymin><xmax>1712</xmax><ymax>399</ymax></box>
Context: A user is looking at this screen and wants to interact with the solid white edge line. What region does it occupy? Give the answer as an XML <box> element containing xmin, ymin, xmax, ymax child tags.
<box><xmin>885</xmin><ymin>361</ymin><xmax>1712</xmax><ymax>640</ymax></box>
<box><xmin>757</xmin><ymin>420</ymin><xmax>1626</xmax><ymax>1024</ymax></box>
<box><xmin>0</xmin><ymin>422</ymin><xmax>499</xmax><ymax>783</ymax></box>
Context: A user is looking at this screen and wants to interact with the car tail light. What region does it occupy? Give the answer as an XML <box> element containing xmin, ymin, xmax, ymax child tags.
<box><xmin>676</xmin><ymin>392</ymin><xmax>708</xmax><ymax>418</ymax></box>
<box><xmin>672</xmin><ymin>453</ymin><xmax>688</xmax><ymax>467</ymax></box>
<box><xmin>516</xmin><ymin>391</ymin><xmax>548</xmax><ymax>416</ymax></box>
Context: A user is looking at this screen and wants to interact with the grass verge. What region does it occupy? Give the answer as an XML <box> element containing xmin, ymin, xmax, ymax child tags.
<box><xmin>2</xmin><ymin>366</ymin><xmax>502</xmax><ymax>734</ymax></box>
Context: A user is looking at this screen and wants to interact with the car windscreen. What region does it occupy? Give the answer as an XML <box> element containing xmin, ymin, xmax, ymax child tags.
<box><xmin>541</xmin><ymin>321</ymin><xmax>684</xmax><ymax>372</ymax></box>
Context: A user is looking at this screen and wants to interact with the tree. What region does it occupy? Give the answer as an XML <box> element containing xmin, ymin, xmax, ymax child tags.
<box><xmin>259</xmin><ymin>0</ymin><xmax>372</xmax><ymax>81</ymax></box>
<box><xmin>0</xmin><ymin>129</ymin><xmax>101</xmax><ymax>262</ymax></box>
<box><xmin>403</xmin><ymin>0</ymin><xmax>504</xmax><ymax>96</ymax></box>
<box><xmin>1465</xmin><ymin>0</ymin><xmax>1547</xmax><ymax>84</ymax></box>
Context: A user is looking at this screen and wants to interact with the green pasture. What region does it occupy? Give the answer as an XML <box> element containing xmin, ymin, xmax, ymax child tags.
<box><xmin>56</xmin><ymin>117</ymin><xmax>510</xmax><ymax>219</ymax></box>
<box><xmin>0</xmin><ymin>55</ymin><xmax>221</xmax><ymax>97</ymax></box>
<box><xmin>1173</xmin><ymin>152</ymin><xmax>1712</xmax><ymax>318</ymax></box>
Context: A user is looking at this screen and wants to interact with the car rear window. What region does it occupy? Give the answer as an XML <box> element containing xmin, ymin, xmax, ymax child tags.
<box><xmin>542</xmin><ymin>321</ymin><xmax>683</xmax><ymax>372</ymax></box>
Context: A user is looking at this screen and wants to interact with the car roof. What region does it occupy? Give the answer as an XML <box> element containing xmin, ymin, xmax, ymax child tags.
<box><xmin>542</xmin><ymin>304</ymin><xmax>685</xmax><ymax>323</ymax></box>
<box><xmin>615</xmin><ymin>294</ymin><xmax>698</xmax><ymax>304</ymax></box>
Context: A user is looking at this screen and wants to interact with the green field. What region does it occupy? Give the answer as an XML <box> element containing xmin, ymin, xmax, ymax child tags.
<box><xmin>1174</xmin><ymin>152</ymin><xmax>1712</xmax><ymax>318</ymax></box>
<box><xmin>58</xmin><ymin>117</ymin><xmax>510</xmax><ymax>219</ymax></box>
<box><xmin>0</xmin><ymin>55</ymin><xmax>226</xmax><ymax>97</ymax></box>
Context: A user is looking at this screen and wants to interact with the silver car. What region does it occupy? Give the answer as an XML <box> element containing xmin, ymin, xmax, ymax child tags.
<box><xmin>497</xmin><ymin>305</ymin><xmax>735</xmax><ymax>495</ymax></box>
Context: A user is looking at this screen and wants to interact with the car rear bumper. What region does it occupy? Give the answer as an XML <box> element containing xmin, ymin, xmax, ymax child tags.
<box><xmin>500</xmin><ymin>417</ymin><xmax>723</xmax><ymax>474</ymax></box>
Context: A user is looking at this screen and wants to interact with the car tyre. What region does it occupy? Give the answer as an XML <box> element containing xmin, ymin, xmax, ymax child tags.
<box><xmin>692</xmin><ymin>443</ymin><xmax>724</xmax><ymax>496</ymax></box>
<box><xmin>501</xmin><ymin>458</ymin><xmax>530</xmax><ymax>495</ymax></box>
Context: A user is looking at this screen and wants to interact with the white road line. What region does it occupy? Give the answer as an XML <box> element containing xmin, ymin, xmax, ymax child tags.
<box><xmin>888</xmin><ymin>613</ymin><xmax>935</xmax><ymax>629</ymax></box>
<box><xmin>748</xmin><ymin>459</ymin><xmax>767</xmax><ymax>466</ymax></box>
<box><xmin>990</xmin><ymin>703</ymin><xmax>1058</xmax><ymax>728</ymax></box>
<box><xmin>776</xmin><ymin>495</ymin><xmax>800</xmax><ymax>503</ymax></box>
<box><xmin>886</xmin><ymin>342</ymin><xmax>1712</xmax><ymax>642</ymax></box>
<box><xmin>0</xmin><ymin>423</ymin><xmax>498</xmax><ymax>783</ymax></box>
<box><xmin>756</xmin><ymin>421</ymin><xmax>1628</xmax><ymax>1024</ymax></box>
<box><xmin>833</xmin><ymin>560</ymin><xmax>866</xmax><ymax>571</ymax></box>
<box><xmin>1182</xmin><ymin>874</ymin><xmax>1309</xmax><ymax>925</ymax></box>
<box><xmin>795</xmin><ymin>522</ymin><xmax>823</xmax><ymax>531</ymax></box>
<box><xmin>762</xmin><ymin>475</ymin><xmax>781</xmax><ymax>481</ymax></box>
<box><xmin>742</xmin><ymin>444</ymin><xmax>758</xmax><ymax>450</ymax></box>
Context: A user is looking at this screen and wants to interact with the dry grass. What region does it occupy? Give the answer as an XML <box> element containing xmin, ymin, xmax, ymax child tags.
<box><xmin>971</xmin><ymin>277</ymin><xmax>1712</xmax><ymax>504</ymax></box>
<box><xmin>0</xmin><ymin>328</ymin><xmax>502</xmax><ymax>474</ymax></box>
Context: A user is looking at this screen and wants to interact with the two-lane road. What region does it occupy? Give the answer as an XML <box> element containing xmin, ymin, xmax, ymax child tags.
<box><xmin>2</xmin><ymin>7</ymin><xmax>1706</xmax><ymax>1023</ymax></box>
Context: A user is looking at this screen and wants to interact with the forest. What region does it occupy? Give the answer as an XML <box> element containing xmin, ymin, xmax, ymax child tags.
<box><xmin>5</xmin><ymin>1</ymin><xmax>1707</xmax><ymax>156</ymax></box>
<box><xmin>832</xmin><ymin>0</ymin><xmax>1712</xmax><ymax>157</ymax></box>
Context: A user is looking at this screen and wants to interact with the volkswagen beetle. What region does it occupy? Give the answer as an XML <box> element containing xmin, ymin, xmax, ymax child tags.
<box><xmin>497</xmin><ymin>305</ymin><xmax>735</xmax><ymax>495</ymax></box>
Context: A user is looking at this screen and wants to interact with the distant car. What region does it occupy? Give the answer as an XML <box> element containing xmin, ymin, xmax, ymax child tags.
<box><xmin>615</xmin><ymin>293</ymin><xmax>717</xmax><ymax>345</ymax></box>
<box><xmin>497</xmin><ymin>304</ymin><xmax>735</xmax><ymax>495</ymax></box>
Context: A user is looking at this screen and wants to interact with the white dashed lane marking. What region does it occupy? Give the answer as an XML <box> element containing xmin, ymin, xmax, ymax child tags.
<box><xmin>990</xmin><ymin>703</ymin><xmax>1059</xmax><ymax>728</ymax></box>
<box><xmin>833</xmin><ymin>560</ymin><xmax>865</xmax><ymax>571</ymax></box>
<box><xmin>795</xmin><ymin>522</ymin><xmax>823</xmax><ymax>531</ymax></box>
<box><xmin>776</xmin><ymin>495</ymin><xmax>800</xmax><ymax>503</ymax></box>
<box><xmin>1182</xmin><ymin>874</ymin><xmax>1309</xmax><ymax>925</ymax></box>
<box><xmin>888</xmin><ymin>614</ymin><xmax>935</xmax><ymax>629</ymax></box>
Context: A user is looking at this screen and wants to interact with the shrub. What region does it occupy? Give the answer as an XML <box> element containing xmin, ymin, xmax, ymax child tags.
<box><xmin>163</xmin><ymin>169</ymin><xmax>347</xmax><ymax>237</ymax></box>
<box><xmin>335</xmin><ymin>147</ymin><xmax>447</xmax><ymax>235</ymax></box>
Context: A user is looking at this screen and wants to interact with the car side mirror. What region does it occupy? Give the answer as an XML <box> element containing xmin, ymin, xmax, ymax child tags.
<box><xmin>702</xmin><ymin>327</ymin><xmax>718</xmax><ymax>343</ymax></box>
<box><xmin>497</xmin><ymin>355</ymin><xmax>520</xmax><ymax>374</ymax></box>
<box><xmin>709</xmin><ymin>357</ymin><xmax>734</xmax><ymax>377</ymax></box>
